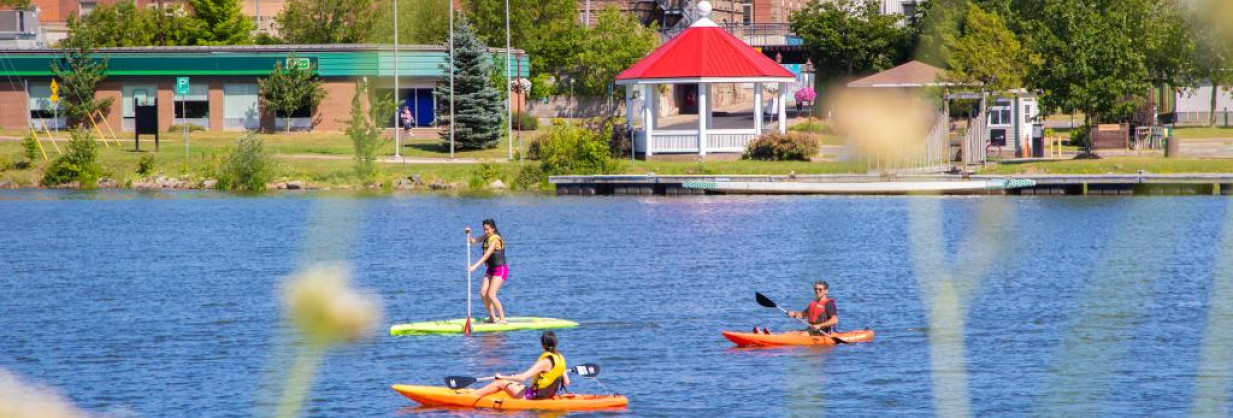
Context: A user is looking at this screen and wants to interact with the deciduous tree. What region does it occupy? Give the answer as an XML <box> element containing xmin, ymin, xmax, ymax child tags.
<box><xmin>943</xmin><ymin>3</ymin><xmax>1031</xmax><ymax>94</ymax></box>
<box><xmin>276</xmin><ymin>0</ymin><xmax>375</xmax><ymax>43</ymax></box>
<box><xmin>50</xmin><ymin>41</ymin><xmax>114</xmax><ymax>128</ymax></box>
<box><xmin>189</xmin><ymin>0</ymin><xmax>254</xmax><ymax>45</ymax></box>
<box><xmin>258</xmin><ymin>58</ymin><xmax>326</xmax><ymax>132</ymax></box>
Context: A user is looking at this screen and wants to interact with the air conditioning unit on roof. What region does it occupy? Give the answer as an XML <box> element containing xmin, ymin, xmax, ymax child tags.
<box><xmin>0</xmin><ymin>9</ymin><xmax>39</xmax><ymax>40</ymax></box>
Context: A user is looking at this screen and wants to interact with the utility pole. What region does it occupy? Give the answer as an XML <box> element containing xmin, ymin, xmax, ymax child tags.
<box><xmin>506</xmin><ymin>0</ymin><xmax>513</xmax><ymax>161</ymax></box>
<box><xmin>449</xmin><ymin>0</ymin><xmax>455</xmax><ymax>159</ymax></box>
<box><xmin>394</xmin><ymin>0</ymin><xmax>402</xmax><ymax>160</ymax></box>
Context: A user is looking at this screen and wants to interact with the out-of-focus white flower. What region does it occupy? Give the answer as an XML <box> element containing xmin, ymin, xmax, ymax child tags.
<box><xmin>0</xmin><ymin>369</ymin><xmax>87</xmax><ymax>418</ymax></box>
<box><xmin>282</xmin><ymin>264</ymin><xmax>382</xmax><ymax>346</ymax></box>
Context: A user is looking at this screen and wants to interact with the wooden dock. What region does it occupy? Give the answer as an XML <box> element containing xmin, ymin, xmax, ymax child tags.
<box><xmin>549</xmin><ymin>174</ymin><xmax>1233</xmax><ymax>196</ymax></box>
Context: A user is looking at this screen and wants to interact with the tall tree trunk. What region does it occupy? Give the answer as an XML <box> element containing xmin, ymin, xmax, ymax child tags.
<box><xmin>1211</xmin><ymin>82</ymin><xmax>1220</xmax><ymax>127</ymax></box>
<box><xmin>285</xmin><ymin>115</ymin><xmax>292</xmax><ymax>133</ymax></box>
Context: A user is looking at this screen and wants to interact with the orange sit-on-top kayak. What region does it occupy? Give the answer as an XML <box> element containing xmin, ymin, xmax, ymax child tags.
<box><xmin>722</xmin><ymin>329</ymin><xmax>876</xmax><ymax>347</ymax></box>
<box><xmin>392</xmin><ymin>384</ymin><xmax>629</xmax><ymax>411</ymax></box>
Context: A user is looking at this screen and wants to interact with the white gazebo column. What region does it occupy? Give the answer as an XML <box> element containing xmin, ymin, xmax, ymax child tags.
<box><xmin>753</xmin><ymin>82</ymin><xmax>763</xmax><ymax>133</ymax></box>
<box><xmin>644</xmin><ymin>83</ymin><xmax>655</xmax><ymax>157</ymax></box>
<box><xmin>777</xmin><ymin>82</ymin><xmax>787</xmax><ymax>134</ymax></box>
<box><xmin>698</xmin><ymin>82</ymin><xmax>708</xmax><ymax>155</ymax></box>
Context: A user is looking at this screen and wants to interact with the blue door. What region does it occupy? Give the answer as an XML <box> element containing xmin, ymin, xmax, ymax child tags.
<box><xmin>407</xmin><ymin>89</ymin><xmax>434</xmax><ymax>127</ymax></box>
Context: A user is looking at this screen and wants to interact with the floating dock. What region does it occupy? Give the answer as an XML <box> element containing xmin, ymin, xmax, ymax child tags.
<box><xmin>549</xmin><ymin>174</ymin><xmax>1233</xmax><ymax>196</ymax></box>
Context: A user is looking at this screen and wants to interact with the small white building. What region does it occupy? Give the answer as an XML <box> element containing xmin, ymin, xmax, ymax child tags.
<box><xmin>1174</xmin><ymin>83</ymin><xmax>1233</xmax><ymax>126</ymax></box>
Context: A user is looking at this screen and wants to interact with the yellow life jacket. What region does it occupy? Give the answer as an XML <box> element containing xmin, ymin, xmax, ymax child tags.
<box><xmin>533</xmin><ymin>351</ymin><xmax>566</xmax><ymax>392</ymax></box>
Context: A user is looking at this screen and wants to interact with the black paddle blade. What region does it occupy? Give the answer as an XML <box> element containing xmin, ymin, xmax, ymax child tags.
<box><xmin>755</xmin><ymin>292</ymin><xmax>778</xmax><ymax>309</ymax></box>
<box><xmin>570</xmin><ymin>364</ymin><xmax>600</xmax><ymax>378</ymax></box>
<box><xmin>444</xmin><ymin>376</ymin><xmax>478</xmax><ymax>390</ymax></box>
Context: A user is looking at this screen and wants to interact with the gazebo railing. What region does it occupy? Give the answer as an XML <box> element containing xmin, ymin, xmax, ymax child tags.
<box><xmin>634</xmin><ymin>129</ymin><xmax>759</xmax><ymax>154</ymax></box>
<box><xmin>707</xmin><ymin>129</ymin><xmax>758</xmax><ymax>152</ymax></box>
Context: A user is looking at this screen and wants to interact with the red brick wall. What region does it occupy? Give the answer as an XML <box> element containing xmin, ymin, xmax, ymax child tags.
<box><xmin>0</xmin><ymin>84</ymin><xmax>28</xmax><ymax>131</ymax></box>
<box><xmin>314</xmin><ymin>79</ymin><xmax>356</xmax><ymax>131</ymax></box>
<box><xmin>208</xmin><ymin>80</ymin><xmax>225</xmax><ymax>131</ymax></box>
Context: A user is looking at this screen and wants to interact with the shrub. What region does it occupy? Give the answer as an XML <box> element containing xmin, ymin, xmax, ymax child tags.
<box><xmin>167</xmin><ymin>123</ymin><xmax>206</xmax><ymax>133</ymax></box>
<box><xmin>42</xmin><ymin>129</ymin><xmax>102</xmax><ymax>187</ymax></box>
<box><xmin>136</xmin><ymin>155</ymin><xmax>156</xmax><ymax>176</ymax></box>
<box><xmin>550</xmin><ymin>117</ymin><xmax>566</xmax><ymax>126</ymax></box>
<box><xmin>513</xmin><ymin>164</ymin><xmax>548</xmax><ymax>190</ymax></box>
<box><xmin>744</xmin><ymin>132</ymin><xmax>820</xmax><ymax>161</ymax></box>
<box><xmin>216</xmin><ymin>133</ymin><xmax>275</xmax><ymax>191</ymax></box>
<box><xmin>537</xmin><ymin>124</ymin><xmax>623</xmax><ymax>175</ymax></box>
<box><xmin>515</xmin><ymin>111</ymin><xmax>539</xmax><ymax>131</ymax></box>
<box><xmin>468</xmin><ymin>161</ymin><xmax>503</xmax><ymax>189</ymax></box>
<box><xmin>526</xmin><ymin>139</ymin><xmax>542</xmax><ymax>160</ymax></box>
<box><xmin>21</xmin><ymin>133</ymin><xmax>40</xmax><ymax>164</ymax></box>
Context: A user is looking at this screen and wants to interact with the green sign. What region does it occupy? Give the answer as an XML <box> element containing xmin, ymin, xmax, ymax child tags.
<box><xmin>287</xmin><ymin>58</ymin><xmax>310</xmax><ymax>70</ymax></box>
<box><xmin>175</xmin><ymin>77</ymin><xmax>190</xmax><ymax>95</ymax></box>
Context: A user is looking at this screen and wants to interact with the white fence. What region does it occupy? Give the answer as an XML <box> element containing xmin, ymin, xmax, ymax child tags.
<box><xmin>634</xmin><ymin>129</ymin><xmax>759</xmax><ymax>154</ymax></box>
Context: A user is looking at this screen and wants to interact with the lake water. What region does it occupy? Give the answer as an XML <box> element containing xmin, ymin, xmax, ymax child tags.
<box><xmin>2</xmin><ymin>190</ymin><xmax>1231</xmax><ymax>417</ymax></box>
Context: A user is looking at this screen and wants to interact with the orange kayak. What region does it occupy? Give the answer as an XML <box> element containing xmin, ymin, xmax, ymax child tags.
<box><xmin>722</xmin><ymin>329</ymin><xmax>876</xmax><ymax>347</ymax></box>
<box><xmin>391</xmin><ymin>384</ymin><xmax>628</xmax><ymax>411</ymax></box>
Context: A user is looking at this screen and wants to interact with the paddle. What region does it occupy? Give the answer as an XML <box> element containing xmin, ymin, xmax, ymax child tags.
<box><xmin>464</xmin><ymin>229</ymin><xmax>473</xmax><ymax>335</ymax></box>
<box><xmin>755</xmin><ymin>292</ymin><xmax>848</xmax><ymax>344</ymax></box>
<box><xmin>444</xmin><ymin>364</ymin><xmax>602</xmax><ymax>390</ymax></box>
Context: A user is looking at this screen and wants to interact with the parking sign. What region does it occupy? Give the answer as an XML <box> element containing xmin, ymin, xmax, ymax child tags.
<box><xmin>176</xmin><ymin>77</ymin><xmax>190</xmax><ymax>95</ymax></box>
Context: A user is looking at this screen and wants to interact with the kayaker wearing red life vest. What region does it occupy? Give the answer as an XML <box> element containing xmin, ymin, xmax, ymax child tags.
<box><xmin>466</xmin><ymin>219</ymin><xmax>508</xmax><ymax>324</ymax></box>
<box><xmin>469</xmin><ymin>331</ymin><xmax>571</xmax><ymax>400</ymax></box>
<box><xmin>786</xmin><ymin>281</ymin><xmax>838</xmax><ymax>335</ymax></box>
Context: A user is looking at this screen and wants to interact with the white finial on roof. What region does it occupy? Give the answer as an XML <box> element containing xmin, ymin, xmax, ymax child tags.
<box><xmin>692</xmin><ymin>0</ymin><xmax>718</xmax><ymax>27</ymax></box>
<box><xmin>697</xmin><ymin>0</ymin><xmax>713</xmax><ymax>18</ymax></box>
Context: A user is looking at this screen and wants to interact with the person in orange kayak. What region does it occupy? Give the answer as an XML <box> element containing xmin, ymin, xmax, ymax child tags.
<box><xmin>786</xmin><ymin>281</ymin><xmax>838</xmax><ymax>335</ymax></box>
<box><xmin>466</xmin><ymin>219</ymin><xmax>508</xmax><ymax>324</ymax></box>
<box><xmin>469</xmin><ymin>331</ymin><xmax>570</xmax><ymax>400</ymax></box>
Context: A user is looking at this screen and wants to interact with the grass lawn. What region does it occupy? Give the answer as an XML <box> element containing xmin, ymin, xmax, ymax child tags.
<box><xmin>981</xmin><ymin>157</ymin><xmax>1233</xmax><ymax>175</ymax></box>
<box><xmin>1173</xmin><ymin>127</ymin><xmax>1233</xmax><ymax>139</ymax></box>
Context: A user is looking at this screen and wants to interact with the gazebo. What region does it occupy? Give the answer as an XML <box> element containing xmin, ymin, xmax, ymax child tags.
<box><xmin>616</xmin><ymin>1</ymin><xmax>796</xmax><ymax>157</ymax></box>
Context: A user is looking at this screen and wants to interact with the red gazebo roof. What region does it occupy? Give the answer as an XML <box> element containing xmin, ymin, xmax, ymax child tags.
<box><xmin>615</xmin><ymin>22</ymin><xmax>795</xmax><ymax>83</ymax></box>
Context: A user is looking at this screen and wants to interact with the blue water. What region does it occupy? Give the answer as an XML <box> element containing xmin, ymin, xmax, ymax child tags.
<box><xmin>2</xmin><ymin>190</ymin><xmax>1231</xmax><ymax>417</ymax></box>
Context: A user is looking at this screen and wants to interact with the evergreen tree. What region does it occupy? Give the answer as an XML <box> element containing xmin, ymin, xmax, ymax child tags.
<box><xmin>435</xmin><ymin>15</ymin><xmax>504</xmax><ymax>150</ymax></box>
<box><xmin>50</xmin><ymin>41</ymin><xmax>114</xmax><ymax>128</ymax></box>
<box><xmin>258</xmin><ymin>58</ymin><xmax>326</xmax><ymax>132</ymax></box>
<box><xmin>189</xmin><ymin>0</ymin><xmax>254</xmax><ymax>45</ymax></box>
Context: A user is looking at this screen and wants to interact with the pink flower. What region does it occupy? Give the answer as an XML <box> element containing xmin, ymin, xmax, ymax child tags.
<box><xmin>794</xmin><ymin>88</ymin><xmax>816</xmax><ymax>103</ymax></box>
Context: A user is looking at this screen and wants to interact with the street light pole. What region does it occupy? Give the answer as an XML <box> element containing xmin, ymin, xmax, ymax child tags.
<box><xmin>449</xmin><ymin>0</ymin><xmax>455</xmax><ymax>159</ymax></box>
<box><xmin>394</xmin><ymin>0</ymin><xmax>401</xmax><ymax>160</ymax></box>
<box><xmin>505</xmin><ymin>0</ymin><xmax>513</xmax><ymax>161</ymax></box>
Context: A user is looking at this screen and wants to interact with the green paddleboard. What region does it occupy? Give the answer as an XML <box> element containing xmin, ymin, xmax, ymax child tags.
<box><xmin>389</xmin><ymin>317</ymin><xmax>579</xmax><ymax>336</ymax></box>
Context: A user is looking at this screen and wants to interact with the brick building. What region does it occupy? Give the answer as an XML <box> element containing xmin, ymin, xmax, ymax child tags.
<box><xmin>0</xmin><ymin>45</ymin><xmax>528</xmax><ymax>132</ymax></box>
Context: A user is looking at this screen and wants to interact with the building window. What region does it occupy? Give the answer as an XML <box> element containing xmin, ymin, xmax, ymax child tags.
<box><xmin>742</xmin><ymin>1</ymin><xmax>752</xmax><ymax>25</ymax></box>
<box><xmin>989</xmin><ymin>107</ymin><xmax>1012</xmax><ymax>125</ymax></box>
<box><xmin>274</xmin><ymin>105</ymin><xmax>314</xmax><ymax>131</ymax></box>
<box><xmin>122</xmin><ymin>84</ymin><xmax>158</xmax><ymax>131</ymax></box>
<box><xmin>901</xmin><ymin>1</ymin><xmax>916</xmax><ymax>19</ymax></box>
<box><xmin>173</xmin><ymin>84</ymin><xmax>210</xmax><ymax>129</ymax></box>
<box><xmin>223</xmin><ymin>84</ymin><xmax>260</xmax><ymax>131</ymax></box>
<box><xmin>27</xmin><ymin>83</ymin><xmax>66</xmax><ymax>130</ymax></box>
<box><xmin>80</xmin><ymin>1</ymin><xmax>97</xmax><ymax>17</ymax></box>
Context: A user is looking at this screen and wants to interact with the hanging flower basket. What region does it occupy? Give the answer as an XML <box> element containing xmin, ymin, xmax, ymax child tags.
<box><xmin>794</xmin><ymin>87</ymin><xmax>816</xmax><ymax>104</ymax></box>
<box><xmin>511</xmin><ymin>78</ymin><xmax>532</xmax><ymax>94</ymax></box>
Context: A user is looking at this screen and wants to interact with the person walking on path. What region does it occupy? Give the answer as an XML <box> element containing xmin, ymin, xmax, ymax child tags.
<box><xmin>400</xmin><ymin>107</ymin><xmax>414</xmax><ymax>135</ymax></box>
<box><xmin>466</xmin><ymin>219</ymin><xmax>508</xmax><ymax>324</ymax></box>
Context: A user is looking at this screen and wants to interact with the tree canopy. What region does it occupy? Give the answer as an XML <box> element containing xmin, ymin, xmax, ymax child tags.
<box><xmin>275</xmin><ymin>0</ymin><xmax>376</xmax><ymax>44</ymax></box>
<box><xmin>189</xmin><ymin>0</ymin><xmax>254</xmax><ymax>45</ymax></box>
<box><xmin>791</xmin><ymin>0</ymin><xmax>911</xmax><ymax>78</ymax></box>
<box><xmin>943</xmin><ymin>3</ymin><xmax>1031</xmax><ymax>94</ymax></box>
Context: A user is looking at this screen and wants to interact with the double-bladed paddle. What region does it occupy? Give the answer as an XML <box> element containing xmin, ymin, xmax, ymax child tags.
<box><xmin>445</xmin><ymin>364</ymin><xmax>602</xmax><ymax>390</ymax></box>
<box><xmin>754</xmin><ymin>292</ymin><xmax>848</xmax><ymax>344</ymax></box>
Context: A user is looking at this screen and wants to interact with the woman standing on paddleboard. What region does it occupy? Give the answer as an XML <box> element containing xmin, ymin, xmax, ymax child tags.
<box><xmin>467</xmin><ymin>219</ymin><xmax>508</xmax><ymax>324</ymax></box>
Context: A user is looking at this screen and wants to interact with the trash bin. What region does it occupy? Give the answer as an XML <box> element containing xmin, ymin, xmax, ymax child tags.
<box><xmin>1165</xmin><ymin>132</ymin><xmax>1179</xmax><ymax>158</ymax></box>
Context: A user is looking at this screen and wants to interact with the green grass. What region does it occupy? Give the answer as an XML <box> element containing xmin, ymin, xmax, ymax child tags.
<box><xmin>981</xmin><ymin>157</ymin><xmax>1233</xmax><ymax>175</ymax></box>
<box><xmin>1173</xmin><ymin>127</ymin><xmax>1233</xmax><ymax>139</ymax></box>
